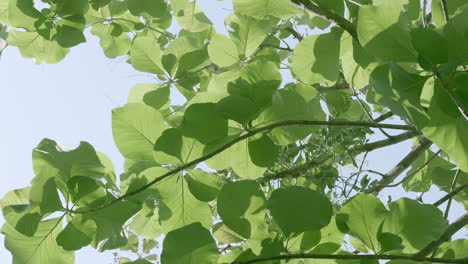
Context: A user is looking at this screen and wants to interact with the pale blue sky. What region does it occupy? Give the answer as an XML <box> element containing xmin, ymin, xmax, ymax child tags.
<box><xmin>0</xmin><ymin>0</ymin><xmax>465</xmax><ymax>263</ymax></box>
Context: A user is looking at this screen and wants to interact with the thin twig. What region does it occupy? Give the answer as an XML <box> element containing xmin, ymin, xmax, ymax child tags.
<box><xmin>444</xmin><ymin>169</ymin><xmax>461</xmax><ymax>219</ymax></box>
<box><xmin>297</xmin><ymin>0</ymin><xmax>359</xmax><ymax>41</ymax></box>
<box><xmin>385</xmin><ymin>150</ymin><xmax>442</xmax><ymax>188</ymax></box>
<box><xmin>351</xmin><ymin>86</ymin><xmax>393</xmax><ymax>138</ymax></box>
<box><xmin>284</xmin><ymin>27</ymin><xmax>303</xmax><ymax>41</ymax></box>
<box><xmin>260</xmin><ymin>155</ymin><xmax>332</xmax><ymax>182</ymax></box>
<box><xmin>259</xmin><ymin>44</ymin><xmax>293</xmax><ymax>52</ymax></box>
<box><xmin>373</xmin><ymin>112</ymin><xmax>393</xmax><ymax>123</ymax></box>
<box><xmin>66</xmin><ymin>120</ymin><xmax>415</xmax><ymax>214</ymax></box>
<box><xmin>350</xmin><ymin>130</ymin><xmax>420</xmax><ymax>152</ymax></box>
<box><xmin>231</xmin><ymin>253</ymin><xmax>468</xmax><ymax>264</ymax></box>
<box><xmin>415</xmin><ymin>212</ymin><xmax>468</xmax><ymax>257</ymax></box>
<box><xmin>440</xmin><ymin>0</ymin><xmax>450</xmax><ymax>22</ymax></box>
<box><xmin>431</xmin><ymin>66</ymin><xmax>468</xmax><ymax>120</ymax></box>
<box><xmin>433</xmin><ymin>182</ymin><xmax>468</xmax><ymax>207</ymax></box>
<box><xmin>365</xmin><ymin>138</ymin><xmax>432</xmax><ymax>194</ymax></box>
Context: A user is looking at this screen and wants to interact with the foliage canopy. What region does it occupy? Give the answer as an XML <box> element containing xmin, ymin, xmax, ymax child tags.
<box><xmin>1</xmin><ymin>0</ymin><xmax>467</xmax><ymax>263</ymax></box>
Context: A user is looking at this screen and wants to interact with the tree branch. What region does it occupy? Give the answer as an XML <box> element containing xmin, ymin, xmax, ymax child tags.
<box><xmin>431</xmin><ymin>66</ymin><xmax>468</xmax><ymax>120</ymax></box>
<box><xmin>294</xmin><ymin>0</ymin><xmax>467</xmax><ymax>120</ymax></box>
<box><xmin>444</xmin><ymin>169</ymin><xmax>462</xmax><ymax>219</ymax></box>
<box><xmin>433</xmin><ymin>182</ymin><xmax>468</xmax><ymax>207</ymax></box>
<box><xmin>373</xmin><ymin>111</ymin><xmax>394</xmax><ymax>123</ymax></box>
<box><xmin>350</xmin><ymin>130</ymin><xmax>420</xmax><ymax>152</ymax></box>
<box><xmin>259</xmin><ymin>155</ymin><xmax>332</xmax><ymax>182</ymax></box>
<box><xmin>365</xmin><ymin>138</ymin><xmax>432</xmax><ymax>193</ymax></box>
<box><xmin>441</xmin><ymin>0</ymin><xmax>450</xmax><ymax>22</ymax></box>
<box><xmin>231</xmin><ymin>253</ymin><xmax>468</xmax><ymax>264</ymax></box>
<box><xmin>384</xmin><ymin>149</ymin><xmax>442</xmax><ymax>188</ymax></box>
<box><xmin>415</xmin><ymin>212</ymin><xmax>468</xmax><ymax>257</ymax></box>
<box><xmin>68</xmin><ymin>120</ymin><xmax>414</xmax><ymax>214</ymax></box>
<box><xmin>259</xmin><ymin>44</ymin><xmax>293</xmax><ymax>52</ymax></box>
<box><xmin>297</xmin><ymin>0</ymin><xmax>359</xmax><ymax>40</ymax></box>
<box><xmin>284</xmin><ymin>27</ymin><xmax>303</xmax><ymax>41</ymax></box>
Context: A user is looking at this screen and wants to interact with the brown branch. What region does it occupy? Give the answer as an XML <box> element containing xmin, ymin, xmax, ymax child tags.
<box><xmin>364</xmin><ymin>138</ymin><xmax>432</xmax><ymax>194</ymax></box>
<box><xmin>231</xmin><ymin>253</ymin><xmax>468</xmax><ymax>264</ymax></box>
<box><xmin>67</xmin><ymin>120</ymin><xmax>414</xmax><ymax>214</ymax></box>
<box><xmin>260</xmin><ymin>155</ymin><xmax>332</xmax><ymax>182</ymax></box>
<box><xmin>385</xmin><ymin>149</ymin><xmax>442</xmax><ymax>188</ymax></box>
<box><xmin>373</xmin><ymin>112</ymin><xmax>394</xmax><ymax>123</ymax></box>
<box><xmin>415</xmin><ymin>212</ymin><xmax>468</xmax><ymax>257</ymax></box>
<box><xmin>350</xmin><ymin>130</ymin><xmax>420</xmax><ymax>152</ymax></box>
<box><xmin>433</xmin><ymin>182</ymin><xmax>468</xmax><ymax>207</ymax></box>
<box><xmin>296</xmin><ymin>0</ymin><xmax>359</xmax><ymax>41</ymax></box>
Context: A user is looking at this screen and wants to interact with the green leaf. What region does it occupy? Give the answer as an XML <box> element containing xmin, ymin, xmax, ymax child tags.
<box><xmin>217</xmin><ymin>181</ymin><xmax>267</xmax><ymax>238</ymax></box>
<box><xmin>268</xmin><ymin>186</ymin><xmax>333</xmax><ymax>236</ymax></box>
<box><xmin>313</xmin><ymin>0</ymin><xmax>345</xmax><ymax>16</ymax></box>
<box><xmin>156</xmin><ymin>174</ymin><xmax>212</xmax><ymax>233</ymax></box>
<box><xmin>382</xmin><ymin>198</ymin><xmax>448</xmax><ymax>253</ymax></box>
<box><xmin>225</xmin><ymin>13</ymin><xmax>271</xmax><ymax>58</ymax></box>
<box><xmin>212</xmin><ymin>222</ymin><xmax>244</xmax><ymax>244</ymax></box>
<box><xmin>255</xmin><ymin>89</ymin><xmax>325</xmax><ymax>145</ymax></box>
<box><xmin>56</xmin><ymin>25</ymin><xmax>86</xmax><ymax>48</ymax></box>
<box><xmin>112</xmin><ymin>103</ymin><xmax>166</xmax><ymax>161</ymax></box>
<box><xmin>431</xmin><ymin>0</ymin><xmax>467</xmax><ymax>27</ymax></box>
<box><xmin>161</xmin><ymin>222</ymin><xmax>219</xmax><ymax>264</ymax></box>
<box><xmin>421</xmin><ymin>73</ymin><xmax>468</xmax><ymax>173</ymax></box>
<box><xmin>7</xmin><ymin>30</ymin><xmax>69</xmax><ymax>64</ymax></box>
<box><xmin>182</xmin><ymin>103</ymin><xmax>228</xmax><ymax>144</ymax></box>
<box><xmin>367</xmin><ymin>64</ymin><xmax>429</xmax><ymax>127</ymax></box>
<box><xmin>153</xmin><ymin>128</ymin><xmax>184</xmax><ymax>164</ymax></box>
<box><xmin>127</xmin><ymin>83</ymin><xmax>170</xmax><ymax>109</ymax></box>
<box><xmin>420</xmin><ymin>76</ymin><xmax>435</xmax><ymax>108</ymax></box>
<box><xmin>233</xmin><ymin>0</ymin><xmax>300</xmax><ymax>19</ymax></box>
<box><xmin>216</xmin><ymin>95</ymin><xmax>259</xmax><ymax>124</ymax></box>
<box><xmin>130</xmin><ymin>34</ymin><xmax>165</xmax><ymax>74</ymax></box>
<box><xmin>91</xmin><ymin>22</ymin><xmax>131</xmax><ymax>58</ymax></box>
<box><xmin>127</xmin><ymin>0</ymin><xmax>170</xmax><ymax>18</ymax></box>
<box><xmin>87</xmin><ymin>200</ymin><xmax>141</xmax><ymax>251</ymax></box>
<box><xmin>0</xmin><ymin>0</ymin><xmax>41</xmax><ymax>30</ymax></box>
<box><xmin>410</xmin><ymin>28</ymin><xmax>448</xmax><ymax>64</ymax></box>
<box><xmin>56</xmin><ymin>216</ymin><xmax>97</xmax><ymax>251</ymax></box>
<box><xmin>228</xmin><ymin>60</ymin><xmax>282</xmax><ymax>110</ymax></box>
<box><xmin>57</xmin><ymin>0</ymin><xmax>88</xmax><ymax>16</ymax></box>
<box><xmin>172</xmin><ymin>1</ymin><xmax>212</xmax><ymax>32</ymax></box>
<box><xmin>2</xmin><ymin>218</ymin><xmax>74</xmax><ymax>264</ymax></box>
<box><xmin>112</xmin><ymin>103</ymin><xmax>165</xmax><ymax>160</ymax></box>
<box><xmin>357</xmin><ymin>0</ymin><xmax>417</xmax><ymax>62</ymax></box>
<box><xmin>336</xmin><ymin>194</ymin><xmax>388</xmax><ymax>252</ymax></box>
<box><xmin>207</xmin><ymin>34</ymin><xmax>239</xmax><ymax>67</ymax></box>
<box><xmin>0</xmin><ymin>187</ymin><xmax>30</xmax><ymax>208</ymax></box>
<box><xmin>185</xmin><ymin>169</ymin><xmax>222</xmax><ymax>202</ymax></box>
<box><xmin>378</xmin><ymin>233</ymin><xmax>404</xmax><ymax>253</ymax></box>
<box><xmin>340</xmin><ymin>32</ymin><xmax>378</xmax><ymax>89</ymax></box>
<box><xmin>248</xmin><ymin>134</ymin><xmax>278</xmax><ymax>167</ymax></box>
<box><xmin>435</xmin><ymin>239</ymin><xmax>468</xmax><ymax>258</ymax></box>
<box><xmin>3</xmin><ymin>205</ymin><xmax>41</xmax><ymax>236</ymax></box>
<box><xmin>129</xmin><ymin>200</ymin><xmax>162</xmax><ymax>240</ymax></box>
<box><xmin>231</xmin><ymin>139</ymin><xmax>268</xmax><ymax>179</ymax></box>
<box><xmin>291</xmin><ymin>29</ymin><xmax>342</xmax><ymax>85</ymax></box>
<box><xmin>309</xmin><ymin>217</ymin><xmax>344</xmax><ymax>254</ymax></box>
